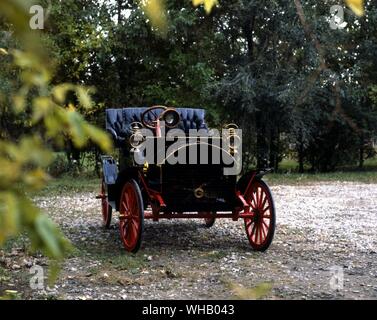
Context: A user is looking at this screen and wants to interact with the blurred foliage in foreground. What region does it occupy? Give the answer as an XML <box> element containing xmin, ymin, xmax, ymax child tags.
<box><xmin>230</xmin><ymin>282</ymin><xmax>273</xmax><ymax>300</ymax></box>
<box><xmin>0</xmin><ymin>0</ymin><xmax>112</xmax><ymax>264</ymax></box>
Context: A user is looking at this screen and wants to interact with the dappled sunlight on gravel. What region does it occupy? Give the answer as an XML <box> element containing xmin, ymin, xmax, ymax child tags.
<box><xmin>273</xmin><ymin>183</ymin><xmax>377</xmax><ymax>253</ymax></box>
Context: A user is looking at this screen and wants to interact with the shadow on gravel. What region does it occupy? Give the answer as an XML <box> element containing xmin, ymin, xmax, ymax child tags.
<box><xmin>70</xmin><ymin>219</ymin><xmax>253</xmax><ymax>258</ymax></box>
<box><xmin>139</xmin><ymin>220</ymin><xmax>250</xmax><ymax>252</ymax></box>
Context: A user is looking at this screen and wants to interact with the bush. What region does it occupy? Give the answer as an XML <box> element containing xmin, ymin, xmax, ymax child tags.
<box><xmin>47</xmin><ymin>153</ymin><xmax>72</xmax><ymax>177</ymax></box>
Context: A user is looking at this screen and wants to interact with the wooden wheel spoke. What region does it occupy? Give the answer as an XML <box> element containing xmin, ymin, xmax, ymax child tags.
<box><xmin>246</xmin><ymin>220</ymin><xmax>253</xmax><ymax>230</ymax></box>
<box><xmin>257</xmin><ymin>225</ymin><xmax>262</xmax><ymax>244</ymax></box>
<box><xmin>251</xmin><ymin>223</ymin><xmax>257</xmax><ymax>238</ymax></box>
<box><xmin>128</xmin><ymin>225</ymin><xmax>138</xmax><ymax>244</ymax></box>
<box><xmin>262</xmin><ymin>206</ymin><xmax>270</xmax><ymax>213</ymax></box>
<box><xmin>256</xmin><ymin>188</ymin><xmax>262</xmax><ymax>207</ymax></box>
<box><xmin>249</xmin><ymin>201</ymin><xmax>257</xmax><ymax>210</ymax></box>
<box><xmin>253</xmin><ymin>225</ymin><xmax>258</xmax><ymax>244</ymax></box>
<box><xmin>260</xmin><ymin>195</ymin><xmax>268</xmax><ymax>210</ymax></box>
<box><xmin>250</xmin><ymin>191</ymin><xmax>258</xmax><ymax>208</ymax></box>
<box><xmin>260</xmin><ymin>222</ymin><xmax>267</xmax><ymax>240</ymax></box>
<box><xmin>132</xmin><ymin>219</ymin><xmax>138</xmax><ymax>232</ymax></box>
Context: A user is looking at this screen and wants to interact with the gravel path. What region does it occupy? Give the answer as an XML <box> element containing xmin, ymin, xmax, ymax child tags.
<box><xmin>2</xmin><ymin>182</ymin><xmax>377</xmax><ymax>299</ymax></box>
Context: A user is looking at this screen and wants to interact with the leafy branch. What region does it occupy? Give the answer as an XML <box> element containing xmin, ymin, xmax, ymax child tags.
<box><xmin>0</xmin><ymin>0</ymin><xmax>112</xmax><ymax>265</ymax></box>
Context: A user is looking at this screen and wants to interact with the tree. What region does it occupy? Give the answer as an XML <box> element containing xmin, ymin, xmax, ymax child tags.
<box><xmin>0</xmin><ymin>0</ymin><xmax>112</xmax><ymax>271</ymax></box>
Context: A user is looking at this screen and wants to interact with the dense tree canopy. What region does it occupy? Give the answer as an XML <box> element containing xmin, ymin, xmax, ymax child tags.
<box><xmin>1</xmin><ymin>0</ymin><xmax>375</xmax><ymax>175</ymax></box>
<box><xmin>20</xmin><ymin>0</ymin><xmax>374</xmax><ymax>173</ymax></box>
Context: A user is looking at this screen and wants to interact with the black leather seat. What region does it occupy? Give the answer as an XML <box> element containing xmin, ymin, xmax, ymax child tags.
<box><xmin>106</xmin><ymin>107</ymin><xmax>208</xmax><ymax>147</ymax></box>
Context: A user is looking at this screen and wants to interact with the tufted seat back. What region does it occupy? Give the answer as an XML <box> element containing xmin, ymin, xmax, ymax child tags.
<box><xmin>106</xmin><ymin>107</ymin><xmax>208</xmax><ymax>147</ymax></box>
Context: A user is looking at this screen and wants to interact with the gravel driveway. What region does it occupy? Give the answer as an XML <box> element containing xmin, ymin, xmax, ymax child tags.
<box><xmin>2</xmin><ymin>181</ymin><xmax>377</xmax><ymax>299</ymax></box>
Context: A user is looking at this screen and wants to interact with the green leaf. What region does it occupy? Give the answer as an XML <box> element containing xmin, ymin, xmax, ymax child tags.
<box><xmin>66</xmin><ymin>107</ymin><xmax>87</xmax><ymax>148</ymax></box>
<box><xmin>19</xmin><ymin>136</ymin><xmax>54</xmax><ymax>167</ymax></box>
<box><xmin>52</xmin><ymin>84</ymin><xmax>75</xmax><ymax>104</ymax></box>
<box><xmin>0</xmin><ymin>192</ymin><xmax>21</xmax><ymax>244</ymax></box>
<box><xmin>75</xmin><ymin>87</ymin><xmax>94</xmax><ymax>109</ymax></box>
<box><xmin>32</xmin><ymin>97</ymin><xmax>52</xmax><ymax>123</ymax></box>
<box><xmin>84</xmin><ymin>123</ymin><xmax>113</xmax><ymax>153</ymax></box>
<box><xmin>345</xmin><ymin>0</ymin><xmax>364</xmax><ymax>16</ymax></box>
<box><xmin>12</xmin><ymin>95</ymin><xmax>26</xmax><ymax>113</ymax></box>
<box><xmin>23</xmin><ymin>168</ymin><xmax>50</xmax><ymax>190</ymax></box>
<box><xmin>139</xmin><ymin>0</ymin><xmax>168</xmax><ymax>36</ymax></box>
<box><xmin>230</xmin><ymin>282</ymin><xmax>273</xmax><ymax>300</ymax></box>
<box><xmin>34</xmin><ymin>215</ymin><xmax>63</xmax><ymax>258</ymax></box>
<box><xmin>0</xmin><ymin>0</ymin><xmax>31</xmax><ymax>35</ymax></box>
<box><xmin>192</xmin><ymin>0</ymin><xmax>218</xmax><ymax>14</ymax></box>
<box><xmin>0</xmin><ymin>158</ymin><xmax>21</xmax><ymax>187</ymax></box>
<box><xmin>0</xmin><ymin>48</ymin><xmax>8</xmax><ymax>55</ymax></box>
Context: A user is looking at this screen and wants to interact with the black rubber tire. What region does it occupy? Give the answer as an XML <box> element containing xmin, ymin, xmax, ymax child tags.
<box><xmin>101</xmin><ymin>179</ymin><xmax>112</xmax><ymax>229</ymax></box>
<box><xmin>200</xmin><ymin>212</ymin><xmax>216</xmax><ymax>228</ymax></box>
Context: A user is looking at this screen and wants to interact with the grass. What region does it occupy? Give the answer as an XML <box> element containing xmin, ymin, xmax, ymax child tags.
<box><xmin>264</xmin><ymin>156</ymin><xmax>377</xmax><ymax>185</ymax></box>
<box><xmin>265</xmin><ymin>171</ymin><xmax>377</xmax><ymax>185</ymax></box>
<box><xmin>33</xmin><ymin>175</ymin><xmax>100</xmax><ymax>197</ymax></box>
<box><xmin>105</xmin><ymin>254</ymin><xmax>148</xmax><ymax>272</ymax></box>
<box><xmin>363</xmin><ymin>157</ymin><xmax>377</xmax><ymax>169</ymax></box>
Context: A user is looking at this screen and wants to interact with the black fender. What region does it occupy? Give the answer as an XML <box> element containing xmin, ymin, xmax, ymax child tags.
<box><xmin>236</xmin><ymin>168</ymin><xmax>273</xmax><ymax>193</ymax></box>
<box><xmin>112</xmin><ymin>167</ymin><xmax>141</xmax><ymax>211</ymax></box>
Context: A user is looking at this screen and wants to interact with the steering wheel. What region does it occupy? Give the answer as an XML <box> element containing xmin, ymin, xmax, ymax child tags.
<box><xmin>141</xmin><ymin>105</ymin><xmax>167</xmax><ymax>129</ymax></box>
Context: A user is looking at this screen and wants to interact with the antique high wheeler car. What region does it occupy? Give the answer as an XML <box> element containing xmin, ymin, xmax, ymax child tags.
<box><xmin>98</xmin><ymin>106</ymin><xmax>276</xmax><ymax>253</ymax></box>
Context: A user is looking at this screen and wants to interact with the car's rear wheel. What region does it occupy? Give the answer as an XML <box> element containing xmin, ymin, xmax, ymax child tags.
<box><xmin>243</xmin><ymin>179</ymin><xmax>275</xmax><ymax>251</ymax></box>
<box><xmin>100</xmin><ymin>179</ymin><xmax>112</xmax><ymax>229</ymax></box>
<box><xmin>119</xmin><ymin>179</ymin><xmax>144</xmax><ymax>253</ymax></box>
<box><xmin>200</xmin><ymin>212</ymin><xmax>216</xmax><ymax>228</ymax></box>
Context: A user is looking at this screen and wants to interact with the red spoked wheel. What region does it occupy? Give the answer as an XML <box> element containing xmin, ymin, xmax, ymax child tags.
<box><xmin>119</xmin><ymin>179</ymin><xmax>144</xmax><ymax>253</ymax></box>
<box><xmin>244</xmin><ymin>179</ymin><xmax>275</xmax><ymax>251</ymax></box>
<box><xmin>200</xmin><ymin>212</ymin><xmax>216</xmax><ymax>228</ymax></box>
<box><xmin>100</xmin><ymin>179</ymin><xmax>112</xmax><ymax>229</ymax></box>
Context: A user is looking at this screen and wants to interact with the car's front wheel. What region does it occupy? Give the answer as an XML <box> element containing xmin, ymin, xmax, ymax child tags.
<box><xmin>243</xmin><ymin>179</ymin><xmax>276</xmax><ymax>251</ymax></box>
<box><xmin>119</xmin><ymin>179</ymin><xmax>144</xmax><ymax>253</ymax></box>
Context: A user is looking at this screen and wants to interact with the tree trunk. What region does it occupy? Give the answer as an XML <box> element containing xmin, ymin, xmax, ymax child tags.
<box><xmin>269</xmin><ymin>127</ymin><xmax>279</xmax><ymax>171</ymax></box>
<box><xmin>297</xmin><ymin>130</ymin><xmax>304</xmax><ymax>173</ymax></box>
<box><xmin>242</xmin><ymin>12</ymin><xmax>270</xmax><ymax>169</ymax></box>
<box><xmin>243</xmin><ymin>14</ymin><xmax>255</xmax><ymax>62</ymax></box>
<box><xmin>117</xmin><ymin>0</ymin><xmax>123</xmax><ymax>24</ymax></box>
<box><xmin>256</xmin><ymin>111</ymin><xmax>268</xmax><ymax>169</ymax></box>
<box><xmin>359</xmin><ymin>135</ymin><xmax>364</xmax><ymax>169</ymax></box>
<box><xmin>275</xmin><ymin>129</ymin><xmax>280</xmax><ymax>172</ymax></box>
